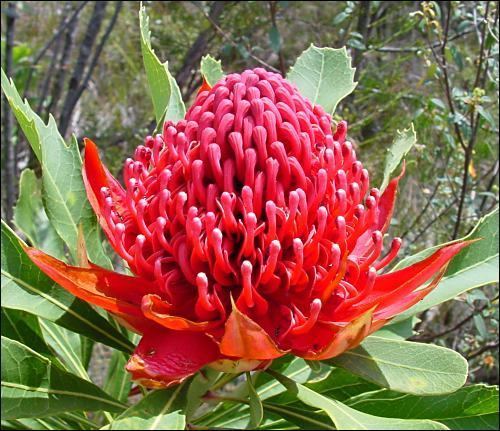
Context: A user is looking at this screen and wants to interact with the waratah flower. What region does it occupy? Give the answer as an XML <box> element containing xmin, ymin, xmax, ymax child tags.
<box><xmin>26</xmin><ymin>68</ymin><xmax>469</xmax><ymax>388</ymax></box>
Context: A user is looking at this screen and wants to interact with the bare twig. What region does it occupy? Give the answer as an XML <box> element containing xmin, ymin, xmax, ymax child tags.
<box><xmin>175</xmin><ymin>1</ymin><xmax>227</xmax><ymax>95</ymax></box>
<box><xmin>373</xmin><ymin>28</ymin><xmax>475</xmax><ymax>52</ymax></box>
<box><xmin>452</xmin><ymin>1</ymin><xmax>491</xmax><ymax>239</ymax></box>
<box><xmin>59</xmin><ymin>1</ymin><xmax>109</xmax><ymax>136</ymax></box>
<box><xmin>44</xmin><ymin>3</ymin><xmax>81</xmax><ymax>120</ymax></box>
<box><xmin>2</xmin><ymin>1</ymin><xmax>17</xmax><ymax>224</ymax></box>
<box><xmin>36</xmin><ymin>29</ymin><xmax>64</xmax><ymax>114</ymax></box>
<box><xmin>269</xmin><ymin>1</ymin><xmax>286</xmax><ymax>75</ymax></box>
<box><xmin>479</xmin><ymin>160</ymin><xmax>499</xmax><ymax>213</ymax></box>
<box><xmin>426</xmin><ymin>4</ymin><xmax>467</xmax><ymax>153</ymax></box>
<box><xmin>401</xmin><ymin>182</ymin><xmax>441</xmax><ymax>240</ymax></box>
<box><xmin>401</xmin><ymin>150</ymin><xmax>453</xmax><ymax>240</ymax></box>
<box><xmin>410</xmin><ymin>197</ymin><xmax>458</xmax><ymax>245</ymax></box>
<box><xmin>467</xmin><ymin>340</ymin><xmax>499</xmax><ymax>360</ymax></box>
<box><xmin>71</xmin><ymin>1</ymin><xmax>122</xmax><ymax>107</ymax></box>
<box><xmin>195</xmin><ymin>2</ymin><xmax>280</xmax><ymax>73</ymax></box>
<box><xmin>56</xmin><ymin>1</ymin><xmax>122</xmax><ymax>138</ymax></box>
<box><xmin>23</xmin><ymin>1</ymin><xmax>89</xmax><ymax>98</ymax></box>
<box><xmin>412</xmin><ymin>295</ymin><xmax>498</xmax><ymax>342</ymax></box>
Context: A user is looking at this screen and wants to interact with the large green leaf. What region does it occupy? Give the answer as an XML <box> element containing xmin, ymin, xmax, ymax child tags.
<box><xmin>139</xmin><ymin>3</ymin><xmax>185</xmax><ymax>124</ymax></box>
<box><xmin>103</xmin><ymin>351</ymin><xmax>132</xmax><ymax>405</ymax></box>
<box><xmin>7</xmin><ymin>412</ymin><xmax>97</xmax><ymax>430</ymax></box>
<box><xmin>1</xmin><ymin>69</ymin><xmax>111</xmax><ymax>269</ymax></box>
<box><xmin>185</xmin><ymin>367</ymin><xmax>221</xmax><ymax>419</ymax></box>
<box><xmin>1</xmin><ymin>309</ymin><xmax>54</xmax><ymax>360</ymax></box>
<box><xmin>446</xmin><ymin>207</ymin><xmax>499</xmax><ymax>276</ymax></box>
<box><xmin>198</xmin><ymin>360</ymin><xmax>373</xmax><ymax>429</ymax></box>
<box><xmin>287</xmin><ymin>44</ymin><xmax>357</xmax><ymax>115</ymax></box>
<box><xmin>196</xmin><ymin>358</ymin><xmax>321</xmax><ymax>428</ymax></box>
<box><xmin>260</xmin><ymin>402</ymin><xmax>333</xmax><ymax>430</ymax></box>
<box><xmin>372</xmin><ymin>317</ymin><xmax>420</xmax><ymax>340</ymax></box>
<box><xmin>8</xmin><ymin>415</ymin><xmax>85</xmax><ymax>430</ymax></box>
<box><xmin>380</xmin><ymin>124</ymin><xmax>416</xmax><ymax>192</ymax></box>
<box><xmin>1</xmin><ymin>336</ymin><xmax>126</xmax><ymax>420</ymax></box>
<box><xmin>1</xmin><ymin>221</ymin><xmax>133</xmax><ymax>353</ymax></box>
<box><xmin>39</xmin><ymin>319</ymin><xmax>90</xmax><ymax>380</ymax></box>
<box><xmin>268</xmin><ymin>370</ymin><xmax>448</xmax><ymax>430</ymax></box>
<box><xmin>346</xmin><ymin>384</ymin><xmax>499</xmax><ymax>430</ymax></box>
<box><xmin>329</xmin><ymin>336</ymin><xmax>468</xmax><ymax>395</ymax></box>
<box><xmin>268</xmin><ymin>366</ymin><xmax>378</xmax><ymax>407</ymax></box>
<box><xmin>200</xmin><ymin>55</ymin><xmax>224</xmax><ymax>86</ymax></box>
<box><xmin>13</xmin><ymin>169</ymin><xmax>65</xmax><ymax>259</ymax></box>
<box><xmin>394</xmin><ymin>208</ymin><xmax>499</xmax><ymax>321</ymax></box>
<box><xmin>247</xmin><ymin>372</ymin><xmax>264</xmax><ymax>429</ymax></box>
<box><xmin>106</xmin><ymin>382</ymin><xmax>188</xmax><ymax>430</ymax></box>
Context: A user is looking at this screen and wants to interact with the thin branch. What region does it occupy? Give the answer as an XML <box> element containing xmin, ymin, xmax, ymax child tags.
<box><xmin>59</xmin><ymin>1</ymin><xmax>109</xmax><ymax>136</ymax></box>
<box><xmin>175</xmin><ymin>1</ymin><xmax>227</xmax><ymax>95</ymax></box>
<box><xmin>269</xmin><ymin>1</ymin><xmax>286</xmax><ymax>75</ymax></box>
<box><xmin>72</xmin><ymin>1</ymin><xmax>122</xmax><ymax>106</ymax></box>
<box><xmin>479</xmin><ymin>160</ymin><xmax>499</xmax><ymax>213</ymax></box>
<box><xmin>36</xmin><ymin>30</ymin><xmax>64</xmax><ymax>113</ymax></box>
<box><xmin>412</xmin><ymin>295</ymin><xmax>498</xmax><ymax>342</ymax></box>
<box><xmin>372</xmin><ymin>28</ymin><xmax>476</xmax><ymax>52</ymax></box>
<box><xmin>410</xmin><ymin>197</ymin><xmax>458</xmax><ymax>245</ymax></box>
<box><xmin>452</xmin><ymin>1</ymin><xmax>491</xmax><ymax>239</ymax></box>
<box><xmin>1</xmin><ymin>1</ymin><xmax>17</xmax><ymax>224</ymax></box>
<box><xmin>401</xmin><ymin>149</ymin><xmax>453</xmax><ymax>240</ymax></box>
<box><xmin>467</xmin><ymin>340</ymin><xmax>499</xmax><ymax>360</ymax></box>
<box><xmin>195</xmin><ymin>2</ymin><xmax>280</xmax><ymax>73</ymax></box>
<box><xmin>43</xmin><ymin>3</ymin><xmax>80</xmax><ymax>120</ymax></box>
<box><xmin>429</xmin><ymin>4</ymin><xmax>467</xmax><ymax>152</ymax></box>
<box><xmin>23</xmin><ymin>1</ymin><xmax>89</xmax><ymax>97</ymax></box>
<box><xmin>401</xmin><ymin>181</ymin><xmax>441</xmax><ymax>240</ymax></box>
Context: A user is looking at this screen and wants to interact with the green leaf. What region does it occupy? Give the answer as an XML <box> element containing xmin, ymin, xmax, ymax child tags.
<box><xmin>380</xmin><ymin>124</ymin><xmax>417</xmax><ymax>192</ymax></box>
<box><xmin>305</xmin><ymin>359</ymin><xmax>322</xmax><ymax>372</ymax></box>
<box><xmin>287</xmin><ymin>44</ymin><xmax>357</xmax><ymax>115</ymax></box>
<box><xmin>1</xmin><ymin>336</ymin><xmax>126</xmax><ymax>420</ymax></box>
<box><xmin>372</xmin><ymin>317</ymin><xmax>419</xmax><ymax>340</ymax></box>
<box><xmin>103</xmin><ymin>351</ymin><xmax>132</xmax><ymax>405</ymax></box>
<box><xmin>473</xmin><ymin>313</ymin><xmax>489</xmax><ymax>339</ymax></box>
<box><xmin>1</xmin><ymin>309</ymin><xmax>54</xmax><ymax>359</ymax></box>
<box><xmin>80</xmin><ymin>336</ymin><xmax>94</xmax><ymax>371</ymax></box>
<box><xmin>329</xmin><ymin>336</ymin><xmax>467</xmax><ymax>395</ymax></box>
<box><xmin>185</xmin><ymin>367</ymin><xmax>221</xmax><ymax>419</ymax></box>
<box><xmin>13</xmin><ymin>412</ymin><xmax>96</xmax><ymax>430</ymax></box>
<box><xmin>261</xmin><ymin>402</ymin><xmax>334</xmax><ymax>429</ymax></box>
<box><xmin>13</xmin><ymin>169</ymin><xmax>65</xmax><ymax>259</ymax></box>
<box><xmin>477</xmin><ymin>105</ymin><xmax>496</xmax><ymax>128</ymax></box>
<box><xmin>200</xmin><ymin>55</ymin><xmax>224</xmax><ymax>87</ymax></box>
<box><xmin>394</xmin><ymin>208</ymin><xmax>499</xmax><ymax>321</ymax></box>
<box><xmin>12</xmin><ymin>415</ymin><xmax>83</xmax><ymax>430</ymax></box>
<box><xmin>107</xmin><ymin>382</ymin><xmax>188</xmax><ymax>430</ymax></box>
<box><xmin>139</xmin><ymin>3</ymin><xmax>185</xmax><ymax>124</ymax></box>
<box><xmin>247</xmin><ymin>372</ymin><xmax>264</xmax><ymax>429</ymax></box>
<box><xmin>197</xmin><ymin>358</ymin><xmax>319</xmax><ymax>428</ymax></box>
<box><xmin>267</xmin><ymin>366</ymin><xmax>378</xmax><ymax>407</ymax></box>
<box><xmin>346</xmin><ymin>384</ymin><xmax>499</xmax><ymax>430</ymax></box>
<box><xmin>199</xmin><ymin>360</ymin><xmax>369</xmax><ymax>429</ymax></box>
<box><xmin>446</xmin><ymin>208</ymin><xmax>498</xmax><ymax>276</ymax></box>
<box><xmin>1</xmin><ymin>220</ymin><xmax>134</xmax><ymax>353</ymax></box>
<box><xmin>1</xmin><ymin>69</ymin><xmax>111</xmax><ymax>269</ymax></box>
<box><xmin>39</xmin><ymin>319</ymin><xmax>90</xmax><ymax>379</ymax></box>
<box><xmin>267</xmin><ymin>370</ymin><xmax>448</xmax><ymax>430</ymax></box>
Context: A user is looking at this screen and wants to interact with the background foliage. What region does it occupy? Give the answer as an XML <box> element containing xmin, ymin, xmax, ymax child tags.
<box><xmin>1</xmin><ymin>1</ymin><xmax>498</xmax><ymax>427</ymax></box>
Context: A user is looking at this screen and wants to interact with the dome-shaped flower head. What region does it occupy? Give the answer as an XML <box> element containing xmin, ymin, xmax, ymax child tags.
<box><xmin>26</xmin><ymin>68</ymin><xmax>469</xmax><ymax>388</ymax></box>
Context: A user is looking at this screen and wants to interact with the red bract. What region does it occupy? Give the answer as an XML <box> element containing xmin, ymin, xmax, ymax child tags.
<box><xmin>26</xmin><ymin>68</ymin><xmax>469</xmax><ymax>388</ymax></box>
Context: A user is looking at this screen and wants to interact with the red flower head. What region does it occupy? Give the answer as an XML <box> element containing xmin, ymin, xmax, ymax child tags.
<box><xmin>27</xmin><ymin>68</ymin><xmax>468</xmax><ymax>388</ymax></box>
